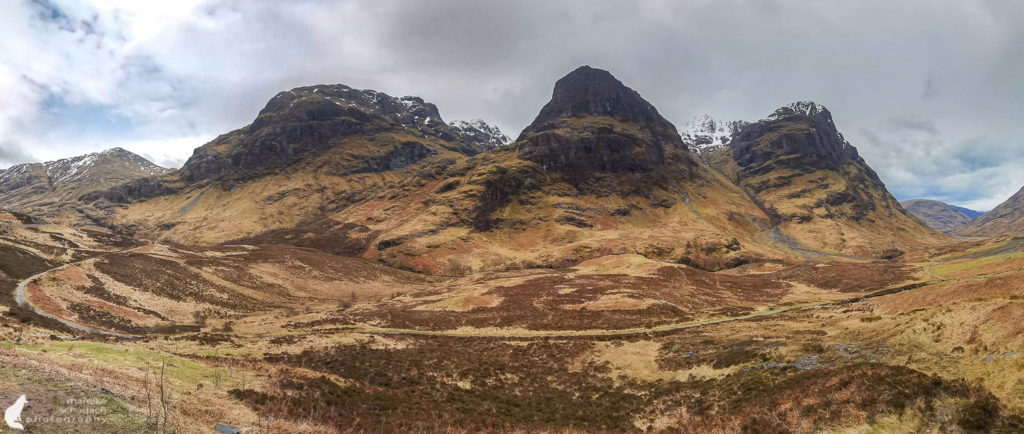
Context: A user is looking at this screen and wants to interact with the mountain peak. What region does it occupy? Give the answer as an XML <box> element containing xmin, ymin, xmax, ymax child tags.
<box><xmin>521</xmin><ymin>66</ymin><xmax>676</xmax><ymax>135</ymax></box>
<box><xmin>901</xmin><ymin>199</ymin><xmax>982</xmax><ymax>234</ymax></box>
<box><xmin>958</xmin><ymin>186</ymin><xmax>1024</xmax><ymax>237</ymax></box>
<box><xmin>766</xmin><ymin>101</ymin><xmax>834</xmax><ymax>123</ymax></box>
<box><xmin>514</xmin><ymin>66</ymin><xmax>691</xmax><ymax>175</ymax></box>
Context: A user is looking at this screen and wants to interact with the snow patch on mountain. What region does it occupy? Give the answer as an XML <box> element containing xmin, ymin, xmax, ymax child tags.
<box><xmin>449</xmin><ymin>119</ymin><xmax>511</xmax><ymax>149</ymax></box>
<box><xmin>767</xmin><ymin>101</ymin><xmax>829</xmax><ymax>121</ymax></box>
<box><xmin>678</xmin><ymin>115</ymin><xmax>748</xmax><ymax>153</ymax></box>
<box><xmin>0</xmin><ymin>147</ymin><xmax>168</xmax><ymax>191</ymax></box>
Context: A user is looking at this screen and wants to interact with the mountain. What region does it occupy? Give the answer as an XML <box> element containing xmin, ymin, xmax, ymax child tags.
<box><xmin>176</xmin><ymin>84</ymin><xmax>500</xmax><ymax>185</ymax></box>
<box><xmin>96</xmin><ymin>66</ymin><xmax>773</xmax><ymax>272</ymax></box>
<box><xmin>952</xmin><ymin>205</ymin><xmax>985</xmax><ymax>220</ymax></box>
<box><xmin>957</xmin><ymin>186</ymin><xmax>1024</xmax><ymax>237</ymax></box>
<box><xmin>89</xmin><ymin>68</ymin><xmax>942</xmax><ymax>270</ymax></box>
<box><xmin>0</xmin><ymin>148</ymin><xmax>168</xmax><ymax>224</ymax></box>
<box><xmin>705</xmin><ymin>101</ymin><xmax>946</xmax><ymax>256</ymax></box>
<box><xmin>515</xmin><ymin>66</ymin><xmax>699</xmax><ymax>176</ymax></box>
<box><xmin>678</xmin><ymin>114</ymin><xmax>748</xmax><ymax>156</ymax></box>
<box><xmin>901</xmin><ymin>199</ymin><xmax>981</xmax><ymax>234</ymax></box>
<box><xmin>448</xmin><ymin>119</ymin><xmax>511</xmax><ymax>148</ymax></box>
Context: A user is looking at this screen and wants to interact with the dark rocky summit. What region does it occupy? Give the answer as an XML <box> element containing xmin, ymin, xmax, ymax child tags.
<box><xmin>179</xmin><ymin>85</ymin><xmax>496</xmax><ymax>183</ymax></box>
<box><xmin>709</xmin><ymin>101</ymin><xmax>924</xmax><ymax>229</ymax></box>
<box><xmin>730</xmin><ymin>102</ymin><xmax>862</xmax><ymax>176</ymax></box>
<box><xmin>515</xmin><ymin>66</ymin><xmax>695</xmax><ymax>175</ymax></box>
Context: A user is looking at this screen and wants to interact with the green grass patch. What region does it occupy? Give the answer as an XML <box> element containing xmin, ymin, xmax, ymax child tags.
<box><xmin>9</xmin><ymin>341</ymin><xmax>231</xmax><ymax>387</ymax></box>
<box><xmin>930</xmin><ymin>252</ymin><xmax>1024</xmax><ymax>276</ymax></box>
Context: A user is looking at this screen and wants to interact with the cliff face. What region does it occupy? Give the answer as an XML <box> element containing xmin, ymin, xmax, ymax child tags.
<box><xmin>83</xmin><ymin>68</ymin><xmax>943</xmax><ymax>272</ymax></box>
<box><xmin>515</xmin><ymin>66</ymin><xmax>696</xmax><ymax>179</ymax></box>
<box><xmin>709</xmin><ymin>102</ymin><xmax>946</xmax><ymax>256</ymax></box>
<box><xmin>97</xmin><ymin>67</ymin><xmax>771</xmax><ymax>273</ymax></box>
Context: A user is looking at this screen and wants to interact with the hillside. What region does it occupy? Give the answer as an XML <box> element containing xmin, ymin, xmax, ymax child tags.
<box><xmin>704</xmin><ymin>102</ymin><xmax>946</xmax><ymax>256</ymax></box>
<box><xmin>901</xmin><ymin>199</ymin><xmax>981</xmax><ymax>233</ymax></box>
<box><xmin>96</xmin><ymin>66</ymin><xmax>776</xmax><ymax>273</ymax></box>
<box><xmin>0</xmin><ymin>148</ymin><xmax>168</xmax><ymax>225</ymax></box>
<box><xmin>958</xmin><ymin>186</ymin><xmax>1024</xmax><ymax>236</ymax></box>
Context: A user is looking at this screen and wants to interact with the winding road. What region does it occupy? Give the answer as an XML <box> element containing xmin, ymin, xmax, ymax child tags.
<box><xmin>923</xmin><ymin>255</ymin><xmax>947</xmax><ymax>281</ymax></box>
<box><xmin>13</xmin><ymin>245</ymin><xmax>147</xmax><ymax>339</ymax></box>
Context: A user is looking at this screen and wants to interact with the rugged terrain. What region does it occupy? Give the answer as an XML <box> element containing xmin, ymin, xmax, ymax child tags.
<box><xmin>903</xmin><ymin>198</ymin><xmax>983</xmax><ymax>234</ymax></box>
<box><xmin>678</xmin><ymin>114</ymin><xmax>748</xmax><ymax>157</ymax></box>
<box><xmin>92</xmin><ymin>67</ymin><xmax>944</xmax><ymax>274</ymax></box>
<box><xmin>1</xmin><ymin>66</ymin><xmax>1023</xmax><ymax>433</ymax></box>
<box><xmin>3</xmin><ymin>209</ymin><xmax>1024</xmax><ymax>432</ymax></box>
<box><xmin>959</xmin><ymin>186</ymin><xmax>1024</xmax><ymax>237</ymax></box>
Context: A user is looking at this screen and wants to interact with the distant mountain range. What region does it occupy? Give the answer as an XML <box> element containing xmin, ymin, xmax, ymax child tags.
<box><xmin>678</xmin><ymin>114</ymin><xmax>748</xmax><ymax>155</ymax></box>
<box><xmin>901</xmin><ymin>199</ymin><xmax>983</xmax><ymax>234</ymax></box>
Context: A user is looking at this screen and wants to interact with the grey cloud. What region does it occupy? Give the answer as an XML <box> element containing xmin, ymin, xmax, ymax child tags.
<box><xmin>2</xmin><ymin>0</ymin><xmax>1023</xmax><ymax>209</ymax></box>
<box><xmin>0</xmin><ymin>140</ymin><xmax>36</xmax><ymax>168</ymax></box>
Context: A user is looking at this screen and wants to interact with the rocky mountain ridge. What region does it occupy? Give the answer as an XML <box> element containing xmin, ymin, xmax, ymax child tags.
<box><xmin>515</xmin><ymin>65</ymin><xmax>696</xmax><ymax>176</ymax></box>
<box><xmin>179</xmin><ymin>84</ymin><xmax>501</xmax><ymax>184</ymax></box>
<box><xmin>449</xmin><ymin>119</ymin><xmax>511</xmax><ymax>148</ymax></box>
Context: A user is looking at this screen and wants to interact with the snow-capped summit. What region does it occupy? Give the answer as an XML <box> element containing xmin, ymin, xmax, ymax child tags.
<box><xmin>767</xmin><ymin>101</ymin><xmax>830</xmax><ymax>121</ymax></box>
<box><xmin>40</xmin><ymin>147</ymin><xmax>167</xmax><ymax>185</ymax></box>
<box><xmin>449</xmin><ymin>119</ymin><xmax>511</xmax><ymax>149</ymax></box>
<box><xmin>0</xmin><ymin>147</ymin><xmax>169</xmax><ymax>221</ymax></box>
<box><xmin>678</xmin><ymin>115</ymin><xmax>748</xmax><ymax>153</ymax></box>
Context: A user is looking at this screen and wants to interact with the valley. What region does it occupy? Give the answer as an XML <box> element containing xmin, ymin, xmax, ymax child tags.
<box><xmin>1</xmin><ymin>65</ymin><xmax>1023</xmax><ymax>433</ymax></box>
<box><xmin>4</xmin><ymin>217</ymin><xmax>1024</xmax><ymax>432</ymax></box>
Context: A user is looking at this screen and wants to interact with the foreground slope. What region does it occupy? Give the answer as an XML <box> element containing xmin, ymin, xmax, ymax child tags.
<box><xmin>8</xmin><ymin>214</ymin><xmax>1024</xmax><ymax>432</ymax></box>
<box><xmin>705</xmin><ymin>102</ymin><xmax>946</xmax><ymax>256</ymax></box>
<box><xmin>902</xmin><ymin>199</ymin><xmax>982</xmax><ymax>234</ymax></box>
<box><xmin>958</xmin><ymin>186</ymin><xmax>1024</xmax><ymax>237</ymax></box>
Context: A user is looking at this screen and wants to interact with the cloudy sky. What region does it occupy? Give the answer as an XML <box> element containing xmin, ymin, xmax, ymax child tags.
<box><xmin>1</xmin><ymin>0</ymin><xmax>1022</xmax><ymax>210</ymax></box>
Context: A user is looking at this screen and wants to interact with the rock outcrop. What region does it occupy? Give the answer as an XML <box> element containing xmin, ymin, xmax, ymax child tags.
<box><xmin>179</xmin><ymin>85</ymin><xmax>493</xmax><ymax>184</ymax></box>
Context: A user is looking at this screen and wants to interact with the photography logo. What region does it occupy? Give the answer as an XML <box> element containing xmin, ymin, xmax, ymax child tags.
<box><xmin>4</xmin><ymin>394</ymin><xmax>26</xmax><ymax>430</ymax></box>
